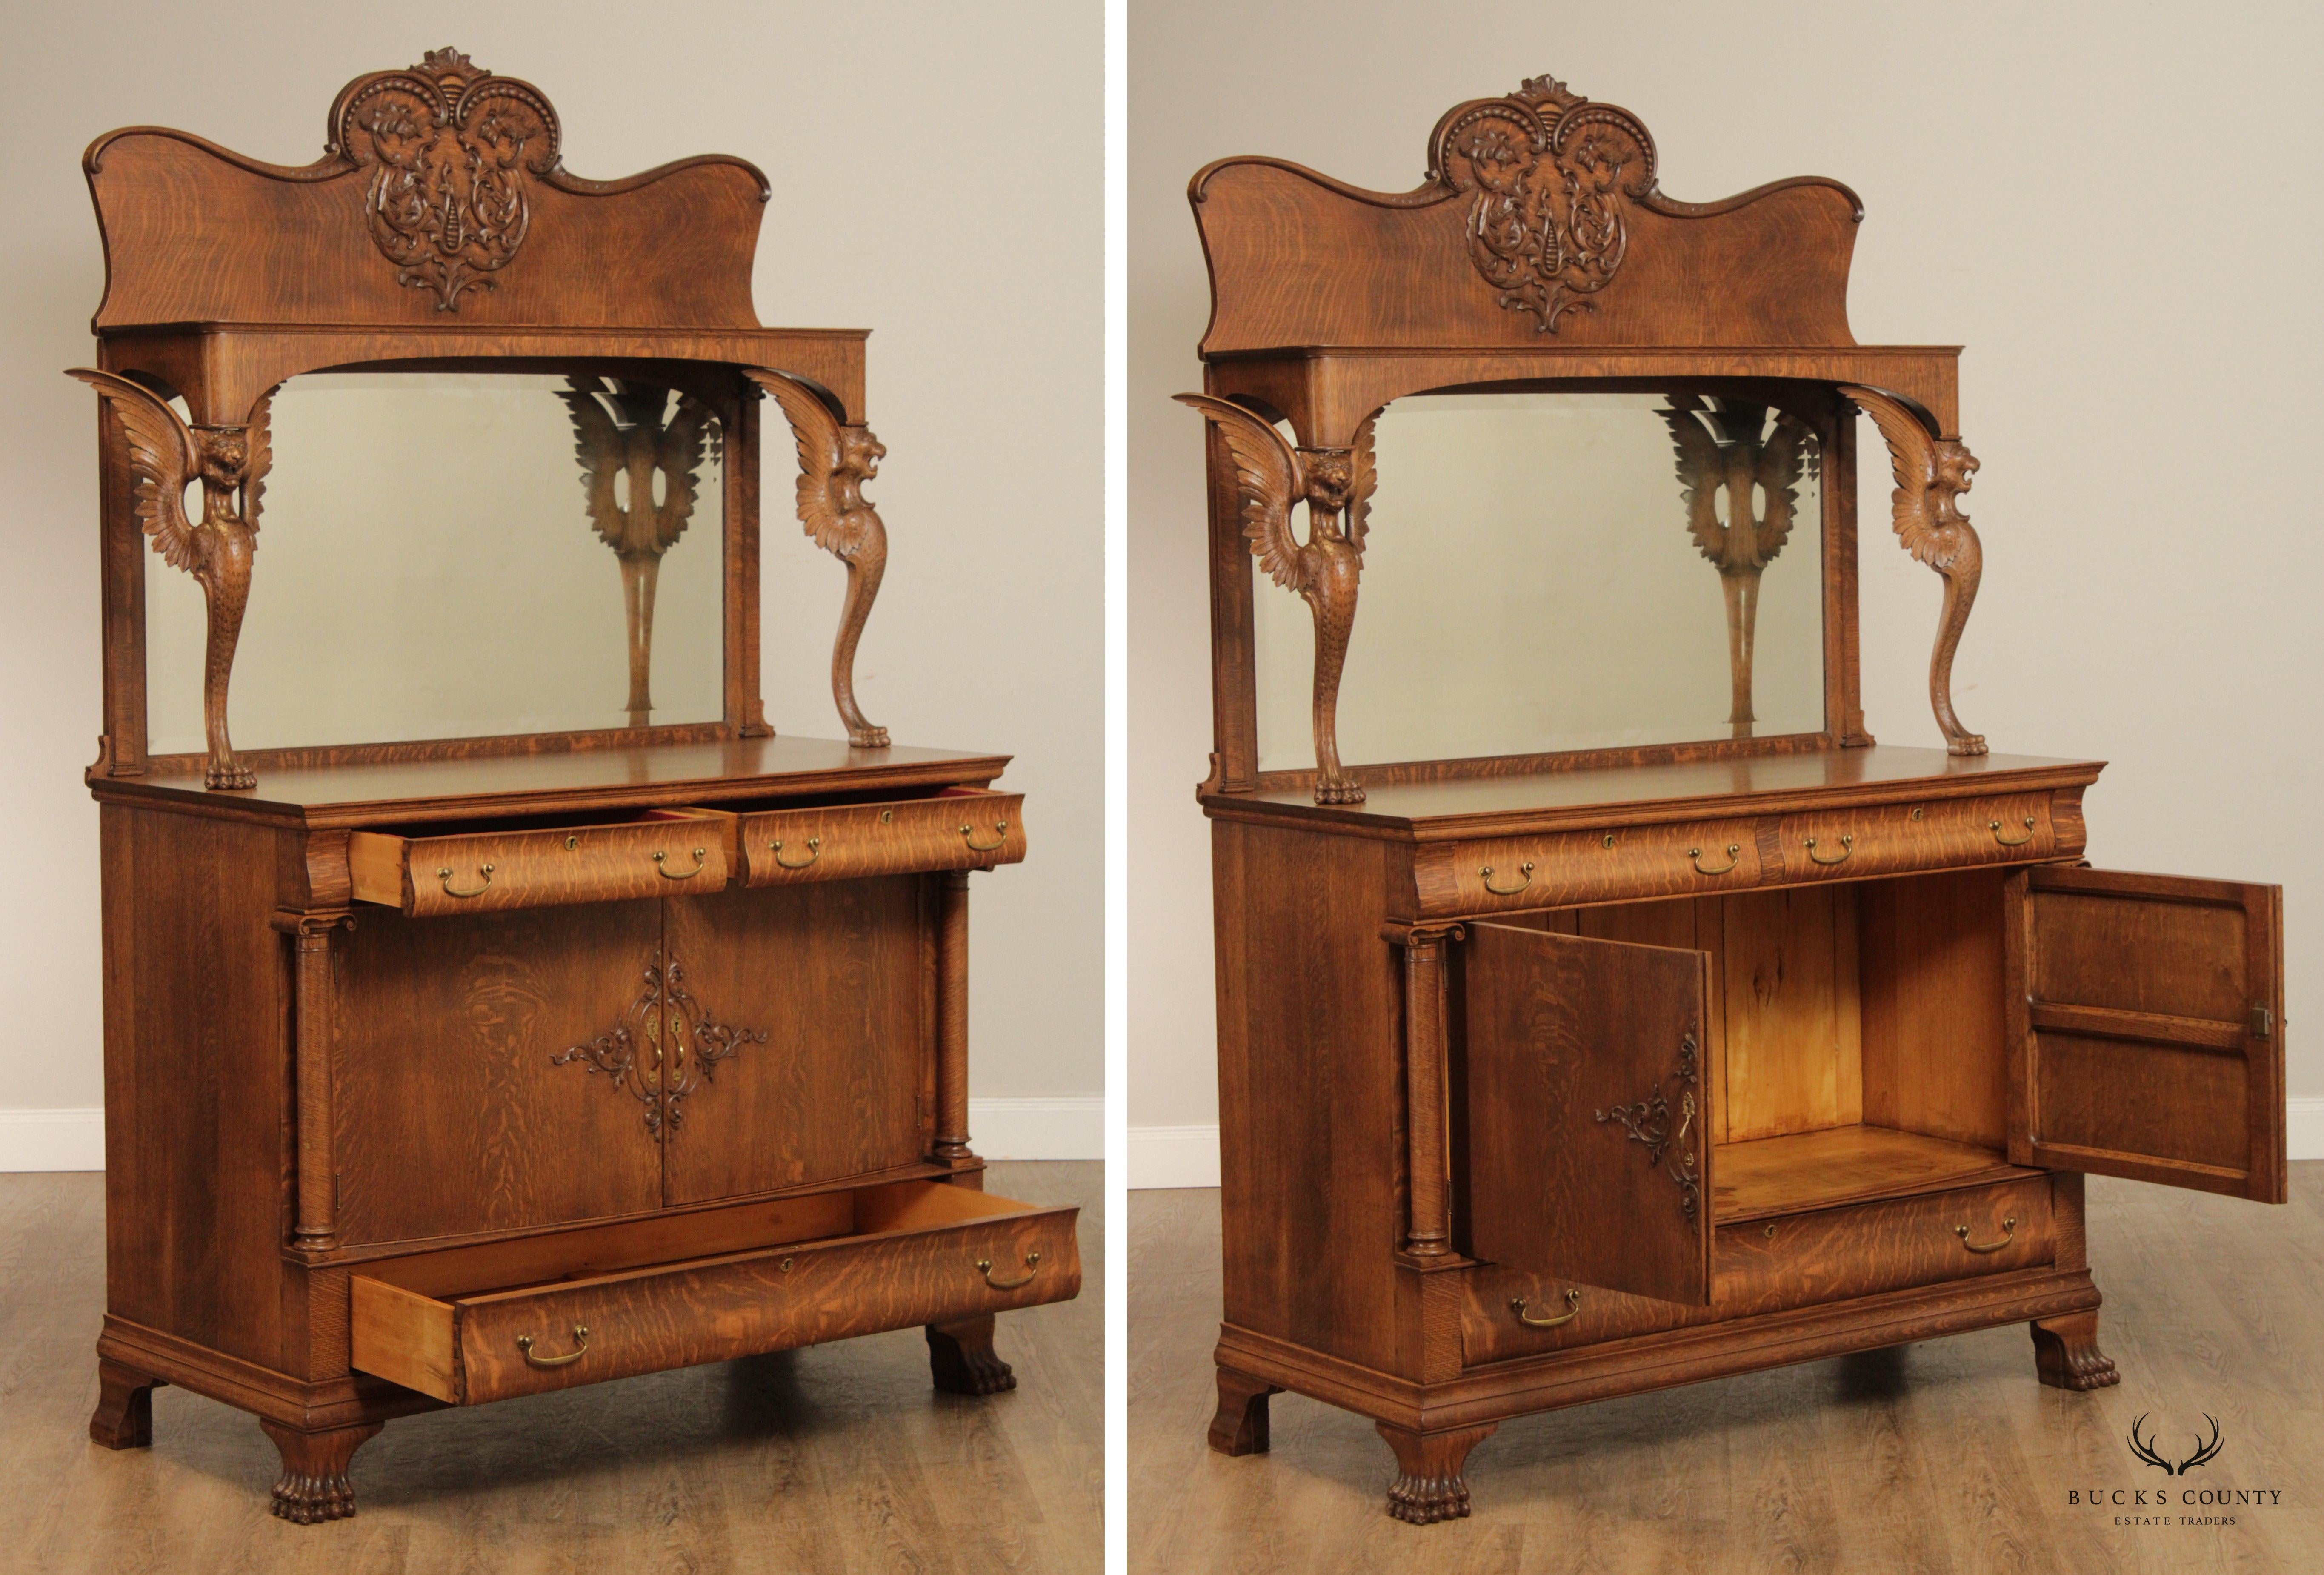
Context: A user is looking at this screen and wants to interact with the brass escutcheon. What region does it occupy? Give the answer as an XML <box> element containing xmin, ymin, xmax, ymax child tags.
<box><xmin>1910</xmin><ymin>807</ymin><xmax>1925</xmax><ymax>821</ymax></box>
<box><xmin>654</xmin><ymin>847</ymin><xmax>709</xmax><ymax>880</ymax></box>
<box><xmin>1512</xmin><ymin>1289</ymin><xmax>1581</xmax><ymax>1329</ymax></box>
<box><xmin>1990</xmin><ymin>816</ymin><xmax>2037</xmax><ymax>847</ymax></box>
<box><xmin>565</xmin><ymin>834</ymin><xmax>579</xmax><ymax>850</ymax></box>
<box><xmin>978</xmin><ymin>1250</ymin><xmax>1042</xmax><ymax>1290</ymax></box>
<box><xmin>1689</xmin><ymin>843</ymin><xmax>1741</xmax><ymax>876</ymax></box>
<box><xmin>1804</xmin><ymin>833</ymin><xmax>1855</xmax><ymax>866</ymax></box>
<box><xmin>515</xmin><ymin>1324</ymin><xmax>590</xmax><ymax>1368</ymax></box>
<box><xmin>1955</xmin><ymin>1217</ymin><xmax>2017</xmax><ymax>1254</ymax></box>
<box><xmin>1601</xmin><ymin>833</ymin><xmax>1616</xmax><ymax>849</ymax></box>
<box><xmin>771</xmin><ymin>836</ymin><xmax>821</xmax><ymax>870</ymax></box>
<box><xmin>438</xmin><ymin>864</ymin><xmax>495</xmax><ymax>899</ymax></box>
<box><xmin>962</xmin><ymin>820</ymin><xmax>1010</xmax><ymax>852</ymax></box>
<box><xmin>1763</xmin><ymin>1222</ymin><xmax>1778</xmax><ymax>1240</ymax></box>
<box><xmin>1480</xmin><ymin>861</ymin><xmax>1535</xmax><ymax>896</ymax></box>
<box><xmin>880</xmin><ymin>809</ymin><xmax>895</xmax><ymax>823</ymax></box>
<box><xmin>779</xmin><ymin>1256</ymin><xmax>794</xmax><ymax>1272</ymax></box>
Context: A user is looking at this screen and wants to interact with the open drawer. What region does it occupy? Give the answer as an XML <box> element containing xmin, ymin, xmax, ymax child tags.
<box><xmin>348</xmin><ymin>807</ymin><xmax>736</xmax><ymax>917</ymax></box>
<box><xmin>349</xmin><ymin>1179</ymin><xmax>1081</xmax><ymax>1404</ymax></box>
<box><xmin>736</xmin><ymin>788</ymin><xmax>1026</xmax><ymax>886</ymax></box>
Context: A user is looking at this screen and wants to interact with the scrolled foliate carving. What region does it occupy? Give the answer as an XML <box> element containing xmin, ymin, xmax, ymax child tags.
<box><xmin>1432</xmin><ymin>76</ymin><xmax>1658</xmax><ymax>333</ymax></box>
<box><xmin>332</xmin><ymin>47</ymin><xmax>563</xmax><ymax>310</ymax></box>
<box><xmin>552</xmin><ymin>951</ymin><xmax>768</xmax><ymax>1138</ymax></box>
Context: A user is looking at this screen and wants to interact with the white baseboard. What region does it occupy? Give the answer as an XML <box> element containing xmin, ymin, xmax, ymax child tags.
<box><xmin>0</xmin><ymin>1098</ymin><xmax>1102</xmax><ymax>1173</ymax></box>
<box><xmin>1123</xmin><ymin>1104</ymin><xmax>2324</xmax><ymax>1191</ymax></box>
<box><xmin>1130</xmin><ymin>1122</ymin><xmax>1220</xmax><ymax>1188</ymax></box>
<box><xmin>0</xmin><ymin>1108</ymin><xmax>103</xmax><ymax>1171</ymax></box>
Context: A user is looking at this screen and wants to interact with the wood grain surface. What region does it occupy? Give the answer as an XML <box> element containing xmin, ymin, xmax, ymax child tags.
<box><xmin>352</xmin><ymin>819</ymin><xmax>732</xmax><ymax>918</ymax></box>
<box><xmin>1133</xmin><ymin>1171</ymin><xmax>2324</xmax><ymax>1573</ymax></box>
<box><xmin>4</xmin><ymin>1162</ymin><xmax>1098</xmax><ymax>1573</ymax></box>
<box><xmin>738</xmin><ymin>791</ymin><xmax>1026</xmax><ymax>886</ymax></box>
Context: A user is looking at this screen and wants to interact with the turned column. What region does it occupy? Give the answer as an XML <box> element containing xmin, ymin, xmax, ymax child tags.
<box><xmin>274</xmin><ymin>909</ymin><xmax>354</xmax><ymax>1254</ymax></box>
<box><xmin>932</xmin><ymin>871</ymin><xmax>972</xmax><ymax>1163</ymax></box>
<box><xmin>1396</xmin><ymin>922</ymin><xmax>1464</xmax><ymax>1258</ymax></box>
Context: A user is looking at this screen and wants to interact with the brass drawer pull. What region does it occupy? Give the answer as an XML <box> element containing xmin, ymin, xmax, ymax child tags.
<box><xmin>1689</xmin><ymin>843</ymin><xmax>1741</xmax><ymax>876</ymax></box>
<box><xmin>1955</xmin><ymin>1217</ymin><xmax>2017</xmax><ymax>1254</ymax></box>
<box><xmin>1480</xmin><ymin>861</ymin><xmax>1535</xmax><ymax>896</ymax></box>
<box><xmin>962</xmin><ymin>820</ymin><xmax>1011</xmax><ymax>853</ymax></box>
<box><xmin>437</xmin><ymin>863</ymin><xmax>495</xmax><ymax>898</ymax></box>
<box><xmin>1804</xmin><ymin>833</ymin><xmax>1855</xmax><ymax>866</ymax></box>
<box><xmin>1512</xmin><ymin>1289</ymin><xmax>1581</xmax><ymax>1329</ymax></box>
<box><xmin>515</xmin><ymin>1324</ymin><xmax>590</xmax><ymax>1368</ymax></box>
<box><xmin>654</xmin><ymin>847</ymin><xmax>709</xmax><ymax>880</ymax></box>
<box><xmin>978</xmin><ymin>1250</ymin><xmax>1042</xmax><ymax>1290</ymax></box>
<box><xmin>769</xmin><ymin>836</ymin><xmax>821</xmax><ymax>870</ymax></box>
<box><xmin>1990</xmin><ymin>816</ymin><xmax>2037</xmax><ymax>847</ymax></box>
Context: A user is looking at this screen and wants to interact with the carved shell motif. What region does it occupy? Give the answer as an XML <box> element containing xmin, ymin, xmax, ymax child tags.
<box><xmin>1432</xmin><ymin>76</ymin><xmax>1658</xmax><ymax>333</ymax></box>
<box><xmin>332</xmin><ymin>48</ymin><xmax>563</xmax><ymax>310</ymax></box>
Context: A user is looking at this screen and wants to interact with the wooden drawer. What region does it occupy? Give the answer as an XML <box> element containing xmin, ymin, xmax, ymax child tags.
<box><xmin>737</xmin><ymin>789</ymin><xmax>1026</xmax><ymax>885</ymax></box>
<box><xmin>349</xmin><ymin>808</ymin><xmax>735</xmax><ymax>917</ymax></box>
<box><xmin>1460</xmin><ymin>1174</ymin><xmax>2053</xmax><ymax>1367</ymax></box>
<box><xmin>1777</xmin><ymin>793</ymin><xmax>2054</xmax><ymax>883</ymax></box>
<box><xmin>351</xmin><ymin>1179</ymin><xmax>1081</xmax><ymax>1405</ymax></box>
<box><xmin>1420</xmin><ymin>815</ymin><xmax>1764</xmax><ymax>916</ymax></box>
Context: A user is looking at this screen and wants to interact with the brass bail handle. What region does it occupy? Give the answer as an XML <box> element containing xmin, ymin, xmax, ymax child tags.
<box><xmin>770</xmin><ymin>836</ymin><xmax>822</xmax><ymax>870</ymax></box>
<box><xmin>1512</xmin><ymin>1289</ymin><xmax>1581</xmax><ymax>1329</ymax></box>
<box><xmin>1804</xmin><ymin>833</ymin><xmax>1855</xmax><ymax>866</ymax></box>
<box><xmin>1990</xmin><ymin>816</ymin><xmax>2037</xmax><ymax>847</ymax></box>
<box><xmin>654</xmin><ymin>847</ymin><xmax>709</xmax><ymax>880</ymax></box>
<box><xmin>515</xmin><ymin>1324</ymin><xmax>590</xmax><ymax>1368</ymax></box>
<box><xmin>1480</xmin><ymin>860</ymin><xmax>1535</xmax><ymax>896</ymax></box>
<box><xmin>1689</xmin><ymin>843</ymin><xmax>1741</xmax><ymax>876</ymax></box>
<box><xmin>962</xmin><ymin>819</ymin><xmax>1012</xmax><ymax>853</ymax></box>
<box><xmin>438</xmin><ymin>863</ymin><xmax>495</xmax><ymax>899</ymax></box>
<box><xmin>978</xmin><ymin>1250</ymin><xmax>1042</xmax><ymax>1290</ymax></box>
<box><xmin>1955</xmin><ymin>1216</ymin><xmax>2017</xmax><ymax>1254</ymax></box>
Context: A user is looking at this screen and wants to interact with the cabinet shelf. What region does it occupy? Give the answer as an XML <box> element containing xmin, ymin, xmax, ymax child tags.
<box><xmin>1711</xmin><ymin>1125</ymin><xmax>2029</xmax><ymax>1224</ymax></box>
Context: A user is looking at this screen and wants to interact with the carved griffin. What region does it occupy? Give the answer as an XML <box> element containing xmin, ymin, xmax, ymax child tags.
<box><xmin>746</xmin><ymin>369</ymin><xmax>890</xmax><ymax>749</ymax></box>
<box><xmin>1661</xmin><ymin>398</ymin><xmax>1814</xmax><ymax>731</ymax></box>
<box><xmin>1175</xmin><ymin>394</ymin><xmax>1378</xmax><ymax>805</ymax></box>
<box><xmin>1840</xmin><ymin>385</ymin><xmax>1987</xmax><ymax>755</ymax></box>
<box><xmin>67</xmin><ymin>369</ymin><xmax>267</xmax><ymax>789</ymax></box>
<box><xmin>557</xmin><ymin>377</ymin><xmax>714</xmax><ymax>722</ymax></box>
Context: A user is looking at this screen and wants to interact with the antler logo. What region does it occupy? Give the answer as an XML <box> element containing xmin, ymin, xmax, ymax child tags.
<box><xmin>2127</xmin><ymin>1414</ymin><xmax>2224</xmax><ymax>1475</ymax></box>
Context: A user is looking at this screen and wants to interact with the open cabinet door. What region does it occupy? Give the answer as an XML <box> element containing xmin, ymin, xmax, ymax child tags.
<box><xmin>1463</xmin><ymin>922</ymin><xmax>1713</xmax><ymax>1306</ymax></box>
<box><xmin>2014</xmin><ymin>867</ymin><xmax>2286</xmax><ymax>1203</ymax></box>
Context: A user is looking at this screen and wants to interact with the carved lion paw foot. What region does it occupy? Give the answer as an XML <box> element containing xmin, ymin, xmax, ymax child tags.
<box><xmin>1386</xmin><ymin>1469</ymin><xmax>1472</xmax><ymax>1524</ymax></box>
<box><xmin>2031</xmin><ymin>1312</ymin><xmax>2120</xmax><ymax>1391</ymax></box>
<box><xmin>927</xmin><ymin>1321</ymin><xmax>1016</xmax><ymax>1396</ymax></box>
<box><xmin>1376</xmin><ymin>1421</ymin><xmax>1492</xmax><ymax>1526</ymax></box>
<box><xmin>270</xmin><ymin>1467</ymin><xmax>359</xmax><ymax>1523</ymax></box>
<box><xmin>206</xmin><ymin>759</ymin><xmax>258</xmax><ymax>790</ymax></box>
<box><xmin>849</xmin><ymin>727</ymin><xmax>891</xmax><ymax>750</ymax></box>
<box><xmin>1946</xmin><ymin>734</ymin><xmax>1989</xmax><ymax>757</ymax></box>
<box><xmin>1312</xmin><ymin>780</ymin><xmax>1366</xmax><ymax>805</ymax></box>
<box><xmin>259</xmin><ymin>1419</ymin><xmax>380</xmax><ymax>1525</ymax></box>
<box><xmin>2046</xmin><ymin>1349</ymin><xmax>2121</xmax><ymax>1390</ymax></box>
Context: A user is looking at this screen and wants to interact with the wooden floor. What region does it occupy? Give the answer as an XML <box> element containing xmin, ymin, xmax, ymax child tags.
<box><xmin>1132</xmin><ymin>1168</ymin><xmax>2324</xmax><ymax>1574</ymax></box>
<box><xmin>0</xmin><ymin>1162</ymin><xmax>1099</xmax><ymax>1575</ymax></box>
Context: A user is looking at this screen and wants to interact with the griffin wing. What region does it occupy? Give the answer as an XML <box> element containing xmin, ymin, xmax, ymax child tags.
<box><xmin>1346</xmin><ymin>409</ymin><xmax>1380</xmax><ymax>558</ymax></box>
<box><xmin>748</xmin><ymin>369</ymin><xmax>849</xmax><ymax>553</ymax></box>
<box><xmin>1174</xmin><ymin>394</ymin><xmax>1306</xmax><ymax>592</ymax></box>
<box><xmin>653</xmin><ymin>393</ymin><xmax>712</xmax><ymax>552</ymax></box>
<box><xmin>242</xmin><ymin>386</ymin><xmax>275</xmax><ymax>533</ymax></box>
<box><xmin>1752</xmin><ymin>412</ymin><xmax>1809</xmax><ymax>564</ymax></box>
<box><xmin>68</xmin><ymin>369</ymin><xmax>200</xmax><ymax>573</ymax></box>
<box><xmin>1660</xmin><ymin>404</ymin><xmax>1727</xmax><ymax>563</ymax></box>
<box><xmin>558</xmin><ymin>376</ymin><xmax>626</xmax><ymax>548</ymax></box>
<box><xmin>1847</xmin><ymin>387</ymin><xmax>1943</xmax><ymax>565</ymax></box>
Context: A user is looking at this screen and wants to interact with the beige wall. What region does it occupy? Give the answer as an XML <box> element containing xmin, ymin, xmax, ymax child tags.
<box><xmin>1131</xmin><ymin>2</ymin><xmax>2324</xmax><ymax>1157</ymax></box>
<box><xmin>0</xmin><ymin>3</ymin><xmax>1100</xmax><ymax>1139</ymax></box>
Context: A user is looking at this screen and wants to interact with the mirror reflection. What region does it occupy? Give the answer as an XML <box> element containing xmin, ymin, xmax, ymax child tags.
<box><xmin>1251</xmin><ymin>390</ymin><xmax>1825</xmax><ymax>770</ymax></box>
<box><xmin>145</xmin><ymin>371</ymin><xmax>724</xmax><ymax>754</ymax></box>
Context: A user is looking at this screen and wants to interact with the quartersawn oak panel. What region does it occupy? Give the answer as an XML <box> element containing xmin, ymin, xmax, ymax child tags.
<box><xmin>332</xmin><ymin>904</ymin><xmax>666</xmax><ymax>1246</ymax></box>
<box><xmin>660</xmin><ymin>880</ymin><xmax>926</xmax><ymax>1206</ymax></box>
<box><xmin>350</xmin><ymin>812</ymin><xmax>733</xmax><ymax>917</ymax></box>
<box><xmin>738</xmin><ymin>790</ymin><xmax>1026</xmax><ymax>886</ymax></box>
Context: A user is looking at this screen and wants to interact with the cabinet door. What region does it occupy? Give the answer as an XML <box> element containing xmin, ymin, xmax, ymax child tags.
<box><xmin>1464</xmin><ymin>921</ymin><xmax>1714</xmax><ymax>1306</ymax></box>
<box><xmin>2014</xmin><ymin>866</ymin><xmax>2286</xmax><ymax>1202</ymax></box>
<box><xmin>661</xmin><ymin>880</ymin><xmax>928</xmax><ymax>1206</ymax></box>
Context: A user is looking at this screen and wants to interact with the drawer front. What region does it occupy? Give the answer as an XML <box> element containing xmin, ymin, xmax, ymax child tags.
<box><xmin>1460</xmin><ymin>1175</ymin><xmax>2054</xmax><ymax>1368</ymax></box>
<box><xmin>1423</xmin><ymin>816</ymin><xmax>1764</xmax><ymax>916</ymax></box>
<box><xmin>1776</xmin><ymin>793</ymin><xmax>2054</xmax><ymax>883</ymax></box>
<box><xmin>738</xmin><ymin>791</ymin><xmax>1026</xmax><ymax>886</ymax></box>
<box><xmin>352</xmin><ymin>816</ymin><xmax>733</xmax><ymax>918</ymax></box>
<box><xmin>353</xmin><ymin>1184</ymin><xmax>1082</xmax><ymax>1405</ymax></box>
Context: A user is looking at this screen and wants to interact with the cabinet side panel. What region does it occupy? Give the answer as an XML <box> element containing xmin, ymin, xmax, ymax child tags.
<box><xmin>101</xmin><ymin>804</ymin><xmax>292</xmax><ymax>1366</ymax></box>
<box><xmin>1212</xmin><ymin>822</ymin><xmax>1401</xmax><ymax>1372</ymax></box>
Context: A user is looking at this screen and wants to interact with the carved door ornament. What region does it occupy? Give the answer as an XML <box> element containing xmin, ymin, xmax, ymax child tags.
<box><xmin>747</xmin><ymin>369</ymin><xmax>891</xmax><ymax>748</ymax></box>
<box><xmin>332</xmin><ymin>49</ymin><xmax>563</xmax><ymax>311</ymax></box>
<box><xmin>1174</xmin><ymin>395</ymin><xmax>1378</xmax><ymax>804</ymax></box>
<box><xmin>1661</xmin><ymin>397</ymin><xmax>1818</xmax><ymax>736</ymax></box>
<box><xmin>552</xmin><ymin>950</ymin><xmax>769</xmax><ymax>1138</ymax></box>
<box><xmin>1432</xmin><ymin>76</ymin><xmax>1658</xmax><ymax>333</ymax></box>
<box><xmin>558</xmin><ymin>377</ymin><xmax>718</xmax><ymax>724</ymax></box>
<box><xmin>1593</xmin><ymin>1031</ymin><xmax>1702</xmax><ymax>1222</ymax></box>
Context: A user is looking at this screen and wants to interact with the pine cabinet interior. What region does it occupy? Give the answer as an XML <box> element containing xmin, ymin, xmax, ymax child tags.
<box><xmin>71</xmin><ymin>49</ymin><xmax>1075</xmax><ymax>1523</ymax></box>
<box><xmin>1177</xmin><ymin>74</ymin><xmax>2286</xmax><ymax>1524</ymax></box>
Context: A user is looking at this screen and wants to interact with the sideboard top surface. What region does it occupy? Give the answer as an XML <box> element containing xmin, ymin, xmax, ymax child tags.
<box><xmin>1202</xmin><ymin>745</ymin><xmax>2104</xmax><ymax>840</ymax></box>
<box><xmin>89</xmin><ymin>735</ymin><xmax>1012</xmax><ymax>827</ymax></box>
